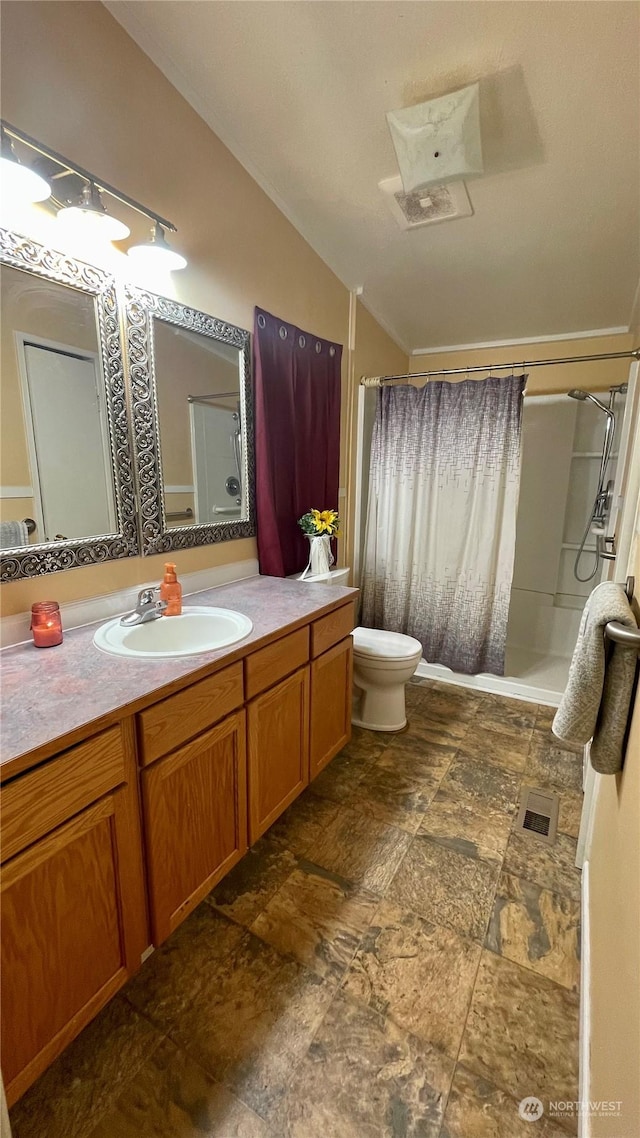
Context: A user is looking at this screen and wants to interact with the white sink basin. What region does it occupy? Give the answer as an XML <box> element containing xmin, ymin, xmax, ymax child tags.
<box><xmin>93</xmin><ymin>606</ymin><xmax>253</xmax><ymax>659</ymax></box>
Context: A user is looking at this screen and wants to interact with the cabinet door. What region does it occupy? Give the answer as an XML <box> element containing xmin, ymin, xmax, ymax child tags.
<box><xmin>248</xmin><ymin>667</ymin><xmax>310</xmax><ymax>843</ymax></box>
<box><xmin>310</xmin><ymin>637</ymin><xmax>353</xmax><ymax>780</ymax></box>
<box><xmin>142</xmin><ymin>710</ymin><xmax>247</xmax><ymax>944</ymax></box>
<box><xmin>1</xmin><ymin>786</ymin><xmax>147</xmax><ymax>1106</ymax></box>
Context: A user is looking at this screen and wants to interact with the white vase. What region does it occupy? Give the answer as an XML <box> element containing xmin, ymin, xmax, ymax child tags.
<box><xmin>300</xmin><ymin>534</ymin><xmax>334</xmax><ymax>579</ymax></box>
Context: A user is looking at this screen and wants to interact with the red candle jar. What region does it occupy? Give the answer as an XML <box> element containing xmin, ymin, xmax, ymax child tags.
<box><xmin>31</xmin><ymin>601</ymin><xmax>63</xmax><ymax>648</ymax></box>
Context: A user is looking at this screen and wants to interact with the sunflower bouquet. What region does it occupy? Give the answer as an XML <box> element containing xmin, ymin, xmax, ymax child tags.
<box><xmin>298</xmin><ymin>508</ymin><xmax>341</xmax><ymax>537</ymax></box>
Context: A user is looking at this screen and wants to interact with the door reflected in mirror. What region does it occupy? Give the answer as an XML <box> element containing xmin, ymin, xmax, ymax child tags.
<box><xmin>153</xmin><ymin>320</ymin><xmax>244</xmax><ymax>530</ymax></box>
<box><xmin>0</xmin><ymin>265</ymin><xmax>117</xmax><ymax>548</ymax></box>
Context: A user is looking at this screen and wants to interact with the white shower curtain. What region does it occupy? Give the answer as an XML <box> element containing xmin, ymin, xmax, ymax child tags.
<box><xmin>361</xmin><ymin>376</ymin><xmax>525</xmax><ymax>675</ymax></box>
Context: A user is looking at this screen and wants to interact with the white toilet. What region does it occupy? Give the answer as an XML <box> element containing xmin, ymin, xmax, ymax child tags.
<box><xmin>351</xmin><ymin>626</ymin><xmax>423</xmax><ymax>732</ymax></box>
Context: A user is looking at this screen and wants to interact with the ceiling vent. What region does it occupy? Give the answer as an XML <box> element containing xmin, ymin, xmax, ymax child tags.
<box><xmin>378</xmin><ymin>176</ymin><xmax>473</xmax><ymax>230</ymax></box>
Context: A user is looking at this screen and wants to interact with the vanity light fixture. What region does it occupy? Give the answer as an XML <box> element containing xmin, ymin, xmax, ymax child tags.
<box><xmin>0</xmin><ymin>120</ymin><xmax>187</xmax><ymax>269</ymax></box>
<box><xmin>0</xmin><ymin>126</ymin><xmax>51</xmax><ymax>205</ymax></box>
<box><xmin>57</xmin><ymin>181</ymin><xmax>130</xmax><ymax>241</ymax></box>
<box><xmin>127</xmin><ymin>221</ymin><xmax>187</xmax><ymax>272</ymax></box>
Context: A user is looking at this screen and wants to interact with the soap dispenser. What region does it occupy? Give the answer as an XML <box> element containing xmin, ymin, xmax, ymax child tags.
<box><xmin>160</xmin><ymin>562</ymin><xmax>182</xmax><ymax>616</ymax></box>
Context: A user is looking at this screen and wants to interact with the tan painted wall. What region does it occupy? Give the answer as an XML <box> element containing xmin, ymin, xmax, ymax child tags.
<box><xmin>0</xmin><ymin>0</ymin><xmax>403</xmax><ymax>615</ymax></box>
<box><xmin>341</xmin><ymin>300</ymin><xmax>409</xmax><ymax>571</ymax></box>
<box><xmin>408</xmin><ymin>333</ymin><xmax>636</xmax><ymax>394</ymax></box>
<box><xmin>589</xmin><ymin>445</ymin><xmax>640</xmax><ymax>1137</ymax></box>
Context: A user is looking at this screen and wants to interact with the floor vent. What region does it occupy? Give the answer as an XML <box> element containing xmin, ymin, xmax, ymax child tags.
<box><xmin>516</xmin><ymin>788</ymin><xmax>559</xmax><ymax>845</ymax></box>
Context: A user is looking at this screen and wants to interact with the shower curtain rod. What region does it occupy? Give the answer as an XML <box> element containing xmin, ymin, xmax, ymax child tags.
<box><xmin>187</xmin><ymin>391</ymin><xmax>239</xmax><ymax>402</ymax></box>
<box><xmin>360</xmin><ymin>346</ymin><xmax>640</xmax><ymax>386</ymax></box>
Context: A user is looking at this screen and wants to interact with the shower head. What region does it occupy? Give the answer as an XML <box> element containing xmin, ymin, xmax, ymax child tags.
<box><xmin>567</xmin><ymin>389</ymin><xmax>610</xmax><ymax>414</ymax></box>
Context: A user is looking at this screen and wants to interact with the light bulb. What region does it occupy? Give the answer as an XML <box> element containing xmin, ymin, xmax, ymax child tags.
<box><xmin>0</xmin><ymin>135</ymin><xmax>51</xmax><ymax>206</ymax></box>
<box><xmin>127</xmin><ymin>223</ymin><xmax>187</xmax><ymax>271</ymax></box>
<box><xmin>57</xmin><ymin>183</ymin><xmax>130</xmax><ymax>241</ymax></box>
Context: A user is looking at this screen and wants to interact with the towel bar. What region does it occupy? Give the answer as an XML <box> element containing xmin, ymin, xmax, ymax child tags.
<box><xmin>604</xmin><ymin>621</ymin><xmax>640</xmax><ymax>651</ymax></box>
<box><xmin>605</xmin><ymin>576</ymin><xmax>640</xmax><ymax>652</ymax></box>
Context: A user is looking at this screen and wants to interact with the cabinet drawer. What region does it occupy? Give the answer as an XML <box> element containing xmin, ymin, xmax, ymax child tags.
<box><xmin>245</xmin><ymin>627</ymin><xmax>309</xmax><ymax>700</ymax></box>
<box><xmin>311</xmin><ymin>602</ymin><xmax>356</xmax><ymax>658</ymax></box>
<box><xmin>137</xmin><ymin>663</ymin><xmax>243</xmax><ymax>766</ymax></box>
<box><xmin>1</xmin><ymin>726</ymin><xmax>126</xmax><ymax>863</ymax></box>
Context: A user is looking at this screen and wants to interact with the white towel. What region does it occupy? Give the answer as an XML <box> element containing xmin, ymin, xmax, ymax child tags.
<box><xmin>553</xmin><ymin>581</ymin><xmax>638</xmax><ymax>774</ymax></box>
<box><xmin>0</xmin><ymin>520</ymin><xmax>29</xmax><ymax>549</ymax></box>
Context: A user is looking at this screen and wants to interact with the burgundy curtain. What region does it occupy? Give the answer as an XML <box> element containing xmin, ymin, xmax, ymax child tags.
<box><xmin>253</xmin><ymin>307</ymin><xmax>342</xmax><ymax>576</ymax></box>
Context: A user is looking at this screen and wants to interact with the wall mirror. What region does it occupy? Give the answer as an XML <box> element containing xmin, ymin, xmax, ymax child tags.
<box><xmin>0</xmin><ymin>229</ymin><xmax>138</xmax><ymax>581</ymax></box>
<box><xmin>124</xmin><ymin>286</ymin><xmax>255</xmax><ymax>555</ymax></box>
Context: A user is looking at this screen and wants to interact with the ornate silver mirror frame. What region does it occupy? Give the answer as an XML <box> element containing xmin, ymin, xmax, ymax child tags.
<box><xmin>124</xmin><ymin>286</ymin><xmax>255</xmax><ymax>555</ymax></box>
<box><xmin>0</xmin><ymin>228</ymin><xmax>138</xmax><ymax>582</ymax></box>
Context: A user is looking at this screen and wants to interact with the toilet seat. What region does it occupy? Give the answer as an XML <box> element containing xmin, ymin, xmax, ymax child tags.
<box><xmin>352</xmin><ymin>626</ymin><xmax>422</xmax><ymax>661</ymax></box>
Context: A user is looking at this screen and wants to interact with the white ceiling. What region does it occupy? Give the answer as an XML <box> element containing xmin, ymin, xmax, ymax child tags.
<box><xmin>106</xmin><ymin>1</ymin><xmax>640</xmax><ymax>353</ymax></box>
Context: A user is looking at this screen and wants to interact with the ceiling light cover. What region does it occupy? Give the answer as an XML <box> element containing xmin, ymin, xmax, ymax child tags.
<box><xmin>386</xmin><ymin>83</ymin><xmax>483</xmax><ymax>193</ymax></box>
<box><xmin>127</xmin><ymin>223</ymin><xmax>187</xmax><ymax>271</ymax></box>
<box><xmin>57</xmin><ymin>182</ymin><xmax>130</xmax><ymax>241</ymax></box>
<box><xmin>0</xmin><ymin>132</ymin><xmax>51</xmax><ymax>206</ymax></box>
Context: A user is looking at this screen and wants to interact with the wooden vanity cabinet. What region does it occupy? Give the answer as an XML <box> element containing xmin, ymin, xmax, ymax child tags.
<box><xmin>0</xmin><ymin>723</ymin><xmax>147</xmax><ymax>1107</ymax></box>
<box><xmin>310</xmin><ymin>636</ymin><xmax>353</xmax><ymax>779</ymax></box>
<box><xmin>0</xmin><ymin>593</ymin><xmax>356</xmax><ymax>1104</ymax></box>
<box><xmin>248</xmin><ymin>666</ymin><xmax>310</xmax><ymax>843</ymax></box>
<box><xmin>142</xmin><ymin>710</ymin><xmax>247</xmax><ymax>944</ymax></box>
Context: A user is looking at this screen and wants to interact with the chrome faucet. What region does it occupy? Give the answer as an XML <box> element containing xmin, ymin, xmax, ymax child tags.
<box><xmin>120</xmin><ymin>587</ymin><xmax>167</xmax><ymax>627</ymax></box>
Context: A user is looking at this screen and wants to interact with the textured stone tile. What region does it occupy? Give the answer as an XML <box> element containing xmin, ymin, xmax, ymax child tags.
<box><xmin>459</xmin><ymin>951</ymin><xmax>579</xmax><ymax>1124</ymax></box>
<box><xmin>268</xmin><ymin>990</ymin><xmax>454</xmax><ymax>1138</ymax></box>
<box><xmin>441</xmin><ymin>1064</ymin><xmax>572</xmax><ymax>1138</ymax></box>
<box><xmin>439</xmin><ymin>754</ymin><xmax>521</xmax><ymax>814</ymax></box>
<box><xmin>526</xmin><ymin>736</ymin><xmax>583</xmax><ymax>792</ymax></box>
<box><xmin>10</xmin><ymin>995</ymin><xmax>163</xmax><ymax>1138</ymax></box>
<box><xmin>486</xmin><ymin>872</ymin><xmax>580</xmax><ymax>991</ymax></box>
<box><xmin>477</xmin><ymin>695</ymin><xmax>538</xmax><ymax>738</ymax></box>
<box><xmin>305</xmin><ymin>804</ymin><xmax>413</xmax><ymax>893</ymax></box>
<box><xmin>557</xmin><ymin>789</ymin><xmax>584</xmax><ymax>839</ymax></box>
<box><xmin>410</xmin><ymin>704</ymin><xmax>471</xmax><ymax>743</ymax></box>
<box><xmin>338</xmin><ymin>726</ymin><xmax>389</xmax><ymax>763</ymax></box>
<box><xmin>339</xmin><ymin>764</ymin><xmax>436</xmax><ymax>834</ymax></box>
<box><xmin>535</xmin><ymin>704</ymin><xmax>559</xmax><ymax>732</ymax></box>
<box><xmin>503</xmin><ymin>830</ymin><xmax>582</xmax><ymax>900</ymax></box>
<box><xmin>209</xmin><ymin>835</ymin><xmax>299</xmax><ymax>926</ymax></box>
<box><xmin>250</xmin><ymin>861</ymin><xmax>379</xmax><ymax>982</ymax></box>
<box><xmin>420</xmin><ymin>687</ymin><xmax>483</xmax><ymax>722</ymax></box>
<box><xmin>311</xmin><ymin>749</ymin><xmax>371</xmax><ymax>805</ymax></box>
<box><xmin>88</xmin><ymin>1037</ymin><xmax>274</xmax><ymax>1138</ymax></box>
<box><xmin>125</xmin><ymin>904</ymin><xmax>334</xmax><ymax>1119</ymax></box>
<box><xmin>419</xmin><ymin>783</ymin><xmax>514</xmax><ymax>861</ymax></box>
<box><xmin>266</xmin><ymin>790</ymin><xmax>340</xmax><ymax>857</ymax></box>
<box><xmin>455</xmin><ymin>726</ymin><xmax>530</xmax><ymax>773</ymax></box>
<box><xmin>375</xmin><ymin>738</ymin><xmax>456</xmax><ymax>785</ymax></box>
<box><xmin>386</xmin><ymin>835</ymin><xmax>500</xmax><ymax>943</ymax></box>
<box><xmin>342</xmin><ymin>900</ymin><xmax>481</xmax><ymax>1058</ymax></box>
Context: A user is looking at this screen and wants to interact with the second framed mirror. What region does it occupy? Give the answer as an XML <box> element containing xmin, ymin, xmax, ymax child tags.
<box><xmin>124</xmin><ymin>287</ymin><xmax>255</xmax><ymax>555</ymax></box>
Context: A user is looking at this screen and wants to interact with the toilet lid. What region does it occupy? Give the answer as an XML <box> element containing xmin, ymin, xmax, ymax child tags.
<box><xmin>352</xmin><ymin>626</ymin><xmax>423</xmax><ymax>659</ymax></box>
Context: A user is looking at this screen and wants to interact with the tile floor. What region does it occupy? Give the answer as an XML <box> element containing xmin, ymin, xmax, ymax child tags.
<box><xmin>11</xmin><ymin>680</ymin><xmax>583</xmax><ymax>1138</ymax></box>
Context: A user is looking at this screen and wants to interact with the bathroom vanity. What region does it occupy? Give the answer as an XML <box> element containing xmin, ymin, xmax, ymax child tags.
<box><xmin>0</xmin><ymin>576</ymin><xmax>356</xmax><ymax>1105</ymax></box>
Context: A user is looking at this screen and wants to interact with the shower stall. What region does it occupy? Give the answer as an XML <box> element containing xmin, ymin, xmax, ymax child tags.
<box><xmin>355</xmin><ymin>370</ymin><xmax>635</xmax><ymax>705</ymax></box>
